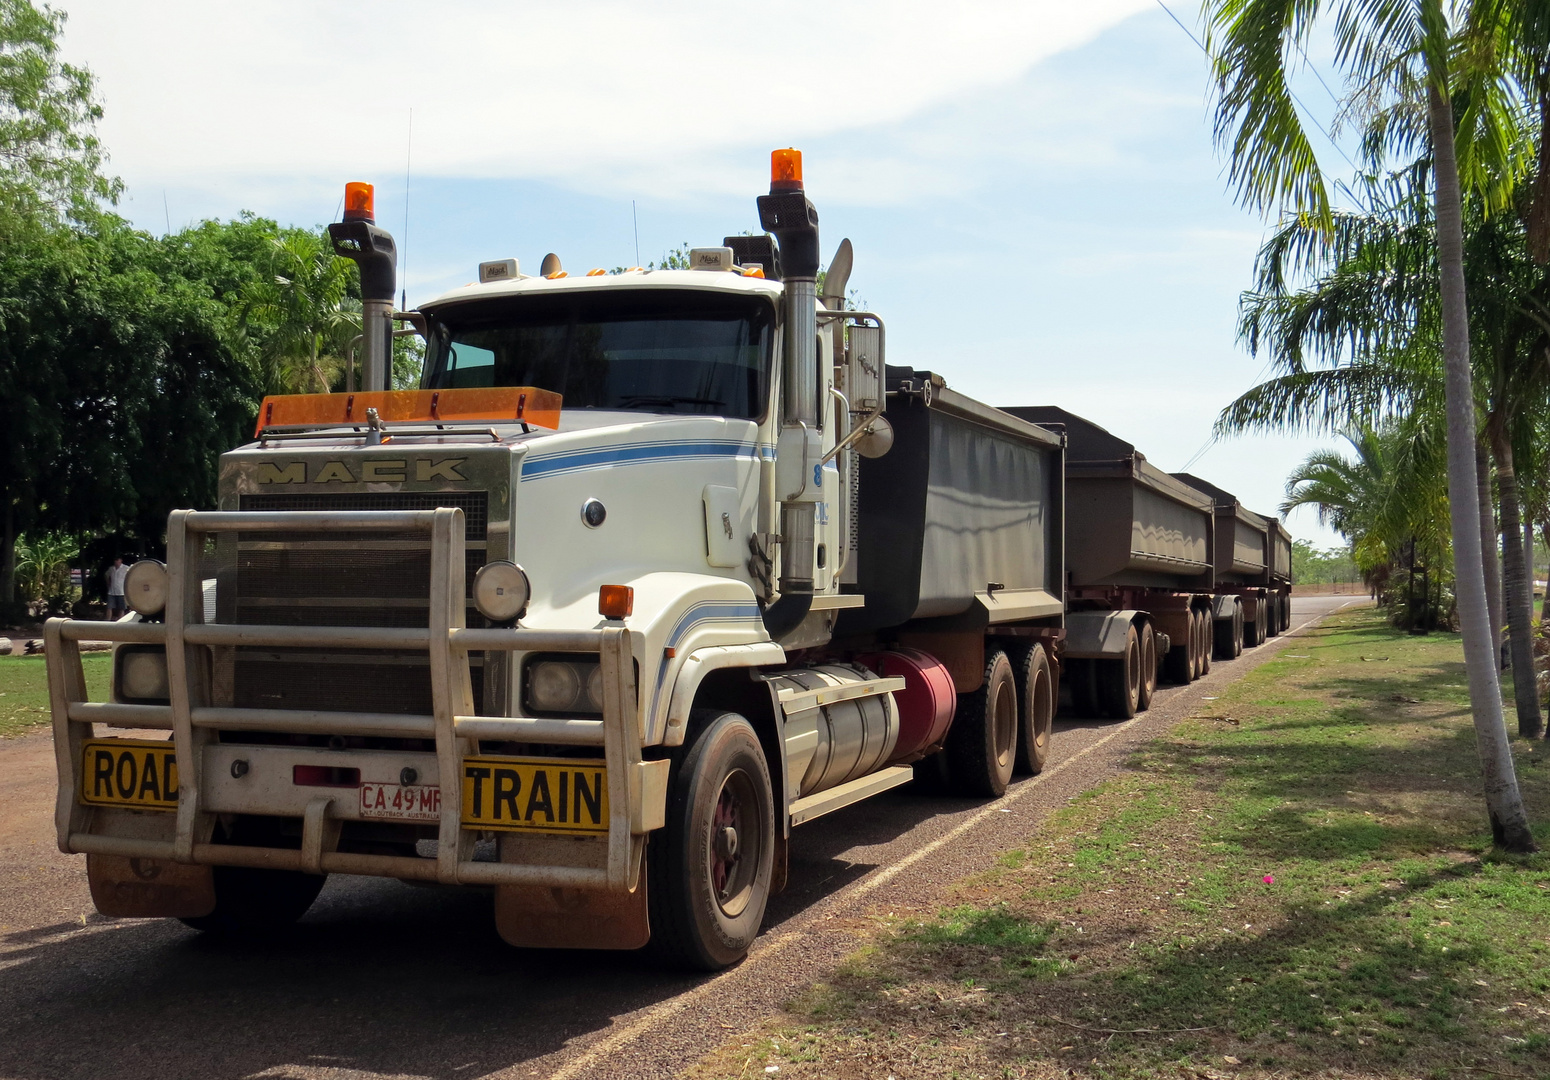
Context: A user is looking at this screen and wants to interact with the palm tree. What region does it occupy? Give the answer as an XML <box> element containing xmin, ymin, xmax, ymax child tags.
<box><xmin>244</xmin><ymin>230</ymin><xmax>357</xmax><ymax>395</ymax></box>
<box><xmin>1221</xmin><ymin>174</ymin><xmax>1550</xmax><ymax>733</ymax></box>
<box><xmin>1203</xmin><ymin>0</ymin><xmax>1536</xmax><ymax>850</ymax></box>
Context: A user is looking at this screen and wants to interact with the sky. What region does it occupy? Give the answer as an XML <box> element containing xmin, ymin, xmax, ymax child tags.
<box><xmin>56</xmin><ymin>0</ymin><xmax>1360</xmax><ymax>548</ymax></box>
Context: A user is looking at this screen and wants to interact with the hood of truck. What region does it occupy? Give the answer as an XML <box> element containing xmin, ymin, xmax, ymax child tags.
<box><xmin>218</xmin><ymin>412</ymin><xmax>769</xmax><ymax>633</ymax></box>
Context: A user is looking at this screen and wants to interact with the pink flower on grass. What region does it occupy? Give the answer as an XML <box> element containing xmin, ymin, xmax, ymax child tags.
<box><xmin>1263</xmin><ymin>875</ymin><xmax>1275</xmax><ymax>885</ymax></box>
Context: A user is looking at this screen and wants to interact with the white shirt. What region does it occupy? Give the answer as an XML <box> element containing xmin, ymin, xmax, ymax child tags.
<box><xmin>105</xmin><ymin>564</ymin><xmax>129</xmax><ymax>596</ymax></box>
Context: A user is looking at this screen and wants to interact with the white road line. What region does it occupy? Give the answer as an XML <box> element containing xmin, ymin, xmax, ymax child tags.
<box><xmin>541</xmin><ymin>600</ymin><xmax>1350</xmax><ymax>1080</ymax></box>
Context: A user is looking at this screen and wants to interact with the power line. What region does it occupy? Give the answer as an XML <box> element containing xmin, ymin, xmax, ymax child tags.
<box><xmin>1153</xmin><ymin>0</ymin><xmax>1366</xmax><ymax>195</ymax></box>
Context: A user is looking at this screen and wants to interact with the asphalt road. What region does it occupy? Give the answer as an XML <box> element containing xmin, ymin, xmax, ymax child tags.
<box><xmin>0</xmin><ymin>595</ymin><xmax>1361</xmax><ymax>1080</ymax></box>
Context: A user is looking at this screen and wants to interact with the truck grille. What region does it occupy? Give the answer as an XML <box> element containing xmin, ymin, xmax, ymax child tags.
<box><xmin>226</xmin><ymin>491</ymin><xmax>489</xmax><ymax>716</ymax></box>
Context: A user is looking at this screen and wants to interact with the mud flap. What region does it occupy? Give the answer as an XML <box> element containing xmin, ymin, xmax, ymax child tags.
<box><xmin>87</xmin><ymin>854</ymin><xmax>216</xmax><ymax>918</ymax></box>
<box><xmin>494</xmin><ymin>878</ymin><xmax>650</xmax><ymax>951</ymax></box>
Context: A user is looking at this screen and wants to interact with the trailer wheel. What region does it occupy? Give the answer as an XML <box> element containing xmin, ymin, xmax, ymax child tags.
<box><xmin>1010</xmin><ymin>643</ymin><xmax>1053</xmax><ymax>774</ymax></box>
<box><xmin>1097</xmin><ymin>624</ymin><xmax>1141</xmax><ymax>719</ymax></box>
<box><xmin>1137</xmin><ymin>622</ymin><xmax>1157</xmax><ymax>710</ymax></box>
<box><xmin>1213</xmin><ymin>602</ymin><xmax>1240</xmax><ymax>661</ymax></box>
<box><xmin>1196</xmin><ymin>609</ymin><xmax>1211</xmax><ymax>676</ymax></box>
<box><xmin>179</xmin><ymin>865</ymin><xmax>326</xmax><ymax>935</ymax></box>
<box><xmin>945</xmin><ymin>650</ymin><xmax>1017</xmax><ymax>797</ymax></box>
<box><xmin>647</xmin><ymin>711</ymin><xmax>775</xmax><ymax>971</ymax></box>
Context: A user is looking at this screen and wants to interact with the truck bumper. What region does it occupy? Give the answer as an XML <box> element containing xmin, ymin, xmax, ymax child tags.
<box><xmin>48</xmin><ymin>507</ymin><xmax>658</xmax><ymax>905</ymax></box>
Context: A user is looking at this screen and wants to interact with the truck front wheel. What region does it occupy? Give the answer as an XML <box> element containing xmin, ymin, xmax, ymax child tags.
<box><xmin>648</xmin><ymin>711</ymin><xmax>775</xmax><ymax>971</ymax></box>
<box><xmin>946</xmin><ymin>650</ymin><xmax>1017</xmax><ymax>797</ymax></box>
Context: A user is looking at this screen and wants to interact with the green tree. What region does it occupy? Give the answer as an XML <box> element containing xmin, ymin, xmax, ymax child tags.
<box><xmin>0</xmin><ymin>0</ymin><xmax>118</xmax><ymax>235</ymax></box>
<box><xmin>1203</xmin><ymin>0</ymin><xmax>1535</xmax><ymax>849</ymax></box>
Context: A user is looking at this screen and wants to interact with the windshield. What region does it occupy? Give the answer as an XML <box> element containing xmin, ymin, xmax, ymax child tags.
<box><xmin>421</xmin><ymin>289</ymin><xmax>774</xmax><ymax>420</ymax></box>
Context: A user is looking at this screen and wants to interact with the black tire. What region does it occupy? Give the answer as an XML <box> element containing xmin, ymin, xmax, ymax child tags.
<box><xmin>1233</xmin><ymin>604</ymin><xmax>1245</xmax><ymax>657</ymax></box>
<box><xmin>1213</xmin><ymin>605</ymin><xmax>1238</xmax><ymax>661</ymax></box>
<box><xmin>1162</xmin><ymin>623</ymin><xmax>1192</xmax><ymax>685</ymax></box>
<box><xmin>945</xmin><ymin>650</ymin><xmax>1017</xmax><ymax>797</ymax></box>
<box><xmin>179</xmin><ymin>865</ymin><xmax>326</xmax><ymax>935</ymax></box>
<box><xmin>1243</xmin><ymin>601</ymin><xmax>1262</xmax><ymax>648</ymax></box>
<box><xmin>1196</xmin><ymin>609</ymin><xmax>1211</xmax><ymax>676</ymax></box>
<box><xmin>1097</xmin><ymin>624</ymin><xmax>1141</xmax><ymax>719</ymax></box>
<box><xmin>648</xmin><ymin>711</ymin><xmax>775</xmax><ymax>971</ymax></box>
<box><xmin>1067</xmin><ymin>657</ymin><xmax>1101</xmax><ymax>717</ymax></box>
<box><xmin>1137</xmin><ymin>622</ymin><xmax>1157</xmax><ymax>711</ymax></box>
<box><xmin>1010</xmin><ymin>643</ymin><xmax>1054</xmax><ymax>774</ymax></box>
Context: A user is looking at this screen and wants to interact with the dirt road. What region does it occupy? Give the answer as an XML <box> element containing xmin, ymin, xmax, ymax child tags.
<box><xmin>0</xmin><ymin>596</ymin><xmax>1358</xmax><ymax>1080</ymax></box>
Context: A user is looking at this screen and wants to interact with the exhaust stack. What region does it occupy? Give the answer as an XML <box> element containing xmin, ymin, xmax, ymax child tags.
<box><xmin>757</xmin><ymin>149</ymin><xmax>821</xmax><ymax>639</ymax></box>
<box><xmin>327</xmin><ymin>182</ymin><xmax>397</xmax><ymax>393</ymax></box>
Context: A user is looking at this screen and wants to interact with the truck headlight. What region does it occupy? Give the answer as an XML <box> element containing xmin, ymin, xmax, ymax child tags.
<box><xmin>116</xmin><ymin>646</ymin><xmax>170</xmax><ymax>703</ymax></box>
<box><xmin>125</xmin><ymin>560</ymin><xmax>168</xmax><ymax>616</ymax></box>
<box><xmin>473</xmin><ymin>561</ymin><xmax>530</xmax><ymax>623</ymax></box>
<box><xmin>525</xmin><ymin>658</ymin><xmax>604</xmax><ymax>714</ymax></box>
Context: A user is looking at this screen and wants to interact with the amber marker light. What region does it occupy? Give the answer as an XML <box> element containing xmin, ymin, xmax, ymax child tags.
<box><xmin>598</xmin><ymin>585</ymin><xmax>634</xmax><ymax>620</ymax></box>
<box><xmin>343</xmin><ymin>181</ymin><xmax>375</xmax><ymax>222</ymax></box>
<box><xmin>770</xmin><ymin>147</ymin><xmax>803</xmax><ymax>192</ymax></box>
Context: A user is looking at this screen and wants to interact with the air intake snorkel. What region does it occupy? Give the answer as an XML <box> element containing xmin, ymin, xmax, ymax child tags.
<box><xmin>327</xmin><ymin>182</ymin><xmax>397</xmax><ymax>393</ymax></box>
<box><xmin>757</xmin><ymin>149</ymin><xmax>820</xmax><ymax>640</ymax></box>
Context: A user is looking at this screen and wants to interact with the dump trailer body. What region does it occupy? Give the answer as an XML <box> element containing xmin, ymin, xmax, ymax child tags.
<box><xmin>1000</xmin><ymin>407</ymin><xmax>1213</xmax><ymax>592</ymax></box>
<box><xmin>838</xmin><ymin>368</ymin><xmax>1066</xmax><ymax>638</ymax></box>
<box><xmin>996</xmin><ymin>406</ymin><xmax>1219</xmax><ymax>709</ymax></box>
<box><xmin>1171</xmin><ymin>472</ymin><xmax>1284</xmax><ymax>650</ymax></box>
<box><xmin>1171</xmin><ymin>473</ymin><xmax>1269</xmax><ymax>585</ymax></box>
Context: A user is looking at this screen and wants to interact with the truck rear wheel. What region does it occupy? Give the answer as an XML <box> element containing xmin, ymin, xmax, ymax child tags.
<box><xmin>179</xmin><ymin>865</ymin><xmax>326</xmax><ymax>935</ymax></box>
<box><xmin>946</xmin><ymin>650</ymin><xmax>1017</xmax><ymax>797</ymax></box>
<box><xmin>648</xmin><ymin>711</ymin><xmax>774</xmax><ymax>971</ymax></box>
<box><xmin>1010</xmin><ymin>643</ymin><xmax>1053</xmax><ymax>774</ymax></box>
<box><xmin>1097</xmin><ymin>624</ymin><xmax>1141</xmax><ymax>719</ymax></box>
<box><xmin>1137</xmin><ymin>622</ymin><xmax>1157</xmax><ymax>710</ymax></box>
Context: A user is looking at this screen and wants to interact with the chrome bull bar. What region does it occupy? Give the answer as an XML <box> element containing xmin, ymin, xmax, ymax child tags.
<box><xmin>46</xmin><ymin>507</ymin><xmax>648</xmax><ymax>892</ymax></box>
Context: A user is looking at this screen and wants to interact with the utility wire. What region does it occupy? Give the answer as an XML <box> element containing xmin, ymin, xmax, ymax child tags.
<box><xmin>1153</xmin><ymin>0</ymin><xmax>1366</xmax><ymax>197</ymax></box>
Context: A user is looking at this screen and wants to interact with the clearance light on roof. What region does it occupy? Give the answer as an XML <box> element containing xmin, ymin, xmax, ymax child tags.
<box><xmin>343</xmin><ymin>181</ymin><xmax>375</xmax><ymax>222</ymax></box>
<box><xmin>770</xmin><ymin>147</ymin><xmax>803</xmax><ymax>192</ymax></box>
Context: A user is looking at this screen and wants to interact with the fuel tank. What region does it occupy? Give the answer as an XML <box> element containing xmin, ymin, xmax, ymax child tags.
<box><xmin>768</xmin><ymin>663</ymin><xmax>899</xmax><ymax>799</ymax></box>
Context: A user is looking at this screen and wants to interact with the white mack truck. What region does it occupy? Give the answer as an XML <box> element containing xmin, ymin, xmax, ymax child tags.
<box><xmin>45</xmin><ymin>149</ymin><xmax>1276</xmax><ymax>970</ymax></box>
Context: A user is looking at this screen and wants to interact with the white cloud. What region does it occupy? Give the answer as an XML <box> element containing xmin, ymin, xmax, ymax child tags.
<box><xmin>59</xmin><ymin>0</ymin><xmax>1152</xmax><ymax>203</ymax></box>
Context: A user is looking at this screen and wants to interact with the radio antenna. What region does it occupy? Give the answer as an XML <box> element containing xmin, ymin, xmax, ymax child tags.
<box><xmin>632</xmin><ymin>200</ymin><xmax>640</xmax><ymax>267</ymax></box>
<box><xmin>402</xmin><ymin>107</ymin><xmax>413</xmax><ymax>311</ymax></box>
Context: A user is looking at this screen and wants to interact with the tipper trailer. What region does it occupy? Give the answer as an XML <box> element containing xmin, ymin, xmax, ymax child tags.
<box><xmin>44</xmin><ymin>150</ymin><xmax>1287</xmax><ymax>970</ymax></box>
<box><xmin>1171</xmin><ymin>473</ymin><xmax>1295</xmax><ymax>652</ymax></box>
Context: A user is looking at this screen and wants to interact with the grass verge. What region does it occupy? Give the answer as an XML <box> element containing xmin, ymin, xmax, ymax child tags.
<box><xmin>691</xmin><ymin>609</ymin><xmax>1550</xmax><ymax>1080</ymax></box>
<box><xmin>0</xmin><ymin>654</ymin><xmax>110</xmax><ymax>738</ymax></box>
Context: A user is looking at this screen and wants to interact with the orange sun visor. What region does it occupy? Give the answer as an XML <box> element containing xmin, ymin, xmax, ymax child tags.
<box><xmin>255</xmin><ymin>387</ymin><xmax>562</xmax><ymax>437</ymax></box>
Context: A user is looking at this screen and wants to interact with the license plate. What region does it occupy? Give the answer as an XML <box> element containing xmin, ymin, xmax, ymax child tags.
<box><xmin>359</xmin><ymin>782</ymin><xmax>442</xmax><ymax>821</ymax></box>
<box><xmin>81</xmin><ymin>739</ymin><xmax>179</xmax><ymax>811</ymax></box>
<box><xmin>461</xmin><ymin>755</ymin><xmax>609</xmax><ymax>835</ymax></box>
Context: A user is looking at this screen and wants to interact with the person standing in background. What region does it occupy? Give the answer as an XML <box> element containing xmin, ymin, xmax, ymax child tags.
<box><xmin>104</xmin><ymin>557</ymin><xmax>129</xmax><ymax>620</ymax></box>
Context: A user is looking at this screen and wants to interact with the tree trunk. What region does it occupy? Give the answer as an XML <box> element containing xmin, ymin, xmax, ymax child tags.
<box><xmin>1492</xmin><ymin>436</ymin><xmax>1542</xmax><ymax>737</ymax></box>
<box><xmin>1477</xmin><ymin>438</ymin><xmax>1505</xmax><ymax>665</ymax></box>
<box><xmin>1428</xmin><ymin>82</ymin><xmax>1537</xmax><ymax>851</ymax></box>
